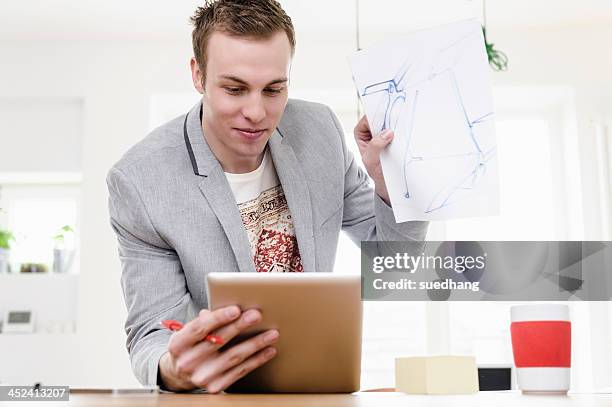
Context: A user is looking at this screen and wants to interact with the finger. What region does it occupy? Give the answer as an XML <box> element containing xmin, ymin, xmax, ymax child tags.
<box><xmin>205</xmin><ymin>347</ymin><xmax>277</xmax><ymax>394</ymax></box>
<box><xmin>173</xmin><ymin>309</ymin><xmax>263</xmax><ymax>373</ymax></box>
<box><xmin>354</xmin><ymin>115</ymin><xmax>372</xmax><ymax>141</ymax></box>
<box><xmin>217</xmin><ymin>329</ymin><xmax>279</xmax><ymax>371</ymax></box>
<box><xmin>168</xmin><ymin>306</ymin><xmax>241</xmax><ymax>356</ymax></box>
<box><xmin>210</xmin><ymin>308</ymin><xmax>262</xmax><ymax>346</ymax></box>
<box><xmin>190</xmin><ymin>329</ymin><xmax>279</xmax><ymax>387</ymax></box>
<box><xmin>364</xmin><ymin>130</ymin><xmax>394</xmax><ymax>160</ymax></box>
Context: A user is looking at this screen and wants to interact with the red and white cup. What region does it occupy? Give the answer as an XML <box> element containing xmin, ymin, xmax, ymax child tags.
<box><xmin>510</xmin><ymin>304</ymin><xmax>571</xmax><ymax>393</ymax></box>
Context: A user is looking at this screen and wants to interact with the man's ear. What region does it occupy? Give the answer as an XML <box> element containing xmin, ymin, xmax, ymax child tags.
<box><xmin>190</xmin><ymin>57</ymin><xmax>205</xmax><ymax>94</ymax></box>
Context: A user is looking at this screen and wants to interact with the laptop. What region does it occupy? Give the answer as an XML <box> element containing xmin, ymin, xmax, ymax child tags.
<box><xmin>206</xmin><ymin>272</ymin><xmax>362</xmax><ymax>393</ymax></box>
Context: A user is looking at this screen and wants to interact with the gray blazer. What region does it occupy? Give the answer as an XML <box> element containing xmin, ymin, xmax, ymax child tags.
<box><xmin>107</xmin><ymin>99</ymin><xmax>428</xmax><ymax>386</ymax></box>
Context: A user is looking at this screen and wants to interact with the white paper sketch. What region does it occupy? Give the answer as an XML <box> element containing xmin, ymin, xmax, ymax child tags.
<box><xmin>349</xmin><ymin>19</ymin><xmax>500</xmax><ymax>222</ymax></box>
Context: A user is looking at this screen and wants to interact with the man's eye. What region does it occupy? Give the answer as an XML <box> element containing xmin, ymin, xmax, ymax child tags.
<box><xmin>224</xmin><ymin>87</ymin><xmax>244</xmax><ymax>95</ymax></box>
<box><xmin>264</xmin><ymin>88</ymin><xmax>283</xmax><ymax>95</ymax></box>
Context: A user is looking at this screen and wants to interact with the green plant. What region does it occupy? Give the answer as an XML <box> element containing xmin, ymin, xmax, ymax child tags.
<box><xmin>482</xmin><ymin>26</ymin><xmax>508</xmax><ymax>72</ymax></box>
<box><xmin>53</xmin><ymin>225</ymin><xmax>74</xmax><ymax>243</ymax></box>
<box><xmin>0</xmin><ymin>206</ymin><xmax>14</xmax><ymax>250</ymax></box>
<box><xmin>0</xmin><ymin>229</ymin><xmax>15</xmax><ymax>250</ymax></box>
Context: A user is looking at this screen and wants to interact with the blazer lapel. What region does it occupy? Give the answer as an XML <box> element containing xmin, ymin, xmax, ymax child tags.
<box><xmin>184</xmin><ymin>102</ymin><xmax>256</xmax><ymax>273</ymax></box>
<box><xmin>268</xmin><ymin>131</ymin><xmax>316</xmax><ymax>273</ymax></box>
<box><xmin>198</xmin><ymin>172</ymin><xmax>256</xmax><ymax>274</ymax></box>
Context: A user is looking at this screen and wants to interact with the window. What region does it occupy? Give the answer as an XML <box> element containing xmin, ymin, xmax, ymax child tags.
<box><xmin>446</xmin><ymin>119</ymin><xmax>557</xmax><ymax>240</ymax></box>
<box><xmin>0</xmin><ymin>183</ymin><xmax>80</xmax><ymax>273</ymax></box>
<box><xmin>449</xmin><ymin>302</ymin><xmax>513</xmax><ymax>363</ymax></box>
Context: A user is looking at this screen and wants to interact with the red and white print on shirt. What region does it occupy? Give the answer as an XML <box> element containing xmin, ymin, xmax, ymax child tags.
<box><xmin>238</xmin><ymin>185</ymin><xmax>303</xmax><ymax>272</ymax></box>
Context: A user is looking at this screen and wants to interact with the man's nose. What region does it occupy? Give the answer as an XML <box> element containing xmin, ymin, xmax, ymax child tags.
<box><xmin>242</xmin><ymin>94</ymin><xmax>266</xmax><ymax>124</ymax></box>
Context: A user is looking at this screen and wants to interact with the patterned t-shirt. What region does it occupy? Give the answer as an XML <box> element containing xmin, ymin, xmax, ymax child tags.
<box><xmin>224</xmin><ymin>148</ymin><xmax>303</xmax><ymax>273</ymax></box>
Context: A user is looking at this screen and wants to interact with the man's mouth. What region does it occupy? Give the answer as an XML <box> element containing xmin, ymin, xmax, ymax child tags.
<box><xmin>234</xmin><ymin>128</ymin><xmax>266</xmax><ymax>140</ymax></box>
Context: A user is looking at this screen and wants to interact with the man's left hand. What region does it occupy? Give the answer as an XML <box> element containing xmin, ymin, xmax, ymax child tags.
<box><xmin>354</xmin><ymin>115</ymin><xmax>393</xmax><ymax>205</ymax></box>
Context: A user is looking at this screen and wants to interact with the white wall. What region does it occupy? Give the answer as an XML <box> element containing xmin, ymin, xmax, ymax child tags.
<box><xmin>0</xmin><ymin>40</ymin><xmax>195</xmax><ymax>386</ymax></box>
<box><xmin>0</xmin><ymin>99</ymin><xmax>82</xmax><ymax>173</ymax></box>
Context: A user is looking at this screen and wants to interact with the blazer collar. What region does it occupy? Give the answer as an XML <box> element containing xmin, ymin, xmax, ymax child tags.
<box><xmin>184</xmin><ymin>101</ymin><xmax>316</xmax><ymax>273</ymax></box>
<box><xmin>184</xmin><ymin>101</ymin><xmax>219</xmax><ymax>177</ymax></box>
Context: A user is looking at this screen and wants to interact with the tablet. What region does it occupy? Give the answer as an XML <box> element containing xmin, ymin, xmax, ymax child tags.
<box><xmin>206</xmin><ymin>272</ymin><xmax>362</xmax><ymax>393</ymax></box>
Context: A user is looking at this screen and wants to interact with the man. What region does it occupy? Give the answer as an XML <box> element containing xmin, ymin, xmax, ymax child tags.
<box><xmin>107</xmin><ymin>0</ymin><xmax>428</xmax><ymax>393</ymax></box>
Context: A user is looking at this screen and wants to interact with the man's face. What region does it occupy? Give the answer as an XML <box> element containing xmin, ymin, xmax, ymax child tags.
<box><xmin>191</xmin><ymin>31</ymin><xmax>291</xmax><ymax>173</ymax></box>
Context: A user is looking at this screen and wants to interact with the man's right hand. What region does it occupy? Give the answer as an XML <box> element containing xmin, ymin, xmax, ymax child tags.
<box><xmin>158</xmin><ymin>305</ymin><xmax>279</xmax><ymax>393</ymax></box>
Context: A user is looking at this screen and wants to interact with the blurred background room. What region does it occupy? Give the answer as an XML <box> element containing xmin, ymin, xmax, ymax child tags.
<box><xmin>0</xmin><ymin>0</ymin><xmax>611</xmax><ymax>392</ymax></box>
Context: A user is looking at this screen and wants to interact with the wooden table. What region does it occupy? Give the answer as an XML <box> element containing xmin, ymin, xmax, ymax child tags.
<box><xmin>13</xmin><ymin>391</ymin><xmax>612</xmax><ymax>406</ymax></box>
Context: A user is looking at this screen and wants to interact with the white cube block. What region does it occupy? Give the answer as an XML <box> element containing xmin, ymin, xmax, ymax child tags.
<box><xmin>395</xmin><ymin>356</ymin><xmax>478</xmax><ymax>394</ymax></box>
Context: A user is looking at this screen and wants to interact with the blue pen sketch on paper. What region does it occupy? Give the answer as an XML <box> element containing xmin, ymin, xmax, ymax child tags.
<box><xmin>349</xmin><ymin>19</ymin><xmax>500</xmax><ymax>221</ymax></box>
<box><xmin>361</xmin><ymin>59</ymin><xmax>411</xmax><ymax>133</ymax></box>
